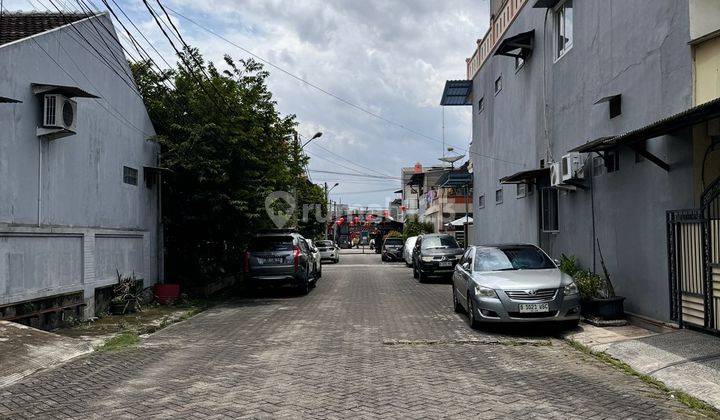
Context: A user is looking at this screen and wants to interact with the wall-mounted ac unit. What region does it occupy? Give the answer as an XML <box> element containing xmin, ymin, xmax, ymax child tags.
<box><xmin>550</xmin><ymin>162</ymin><xmax>563</xmax><ymax>187</ymax></box>
<box><xmin>42</xmin><ymin>94</ymin><xmax>77</xmax><ymax>131</ymax></box>
<box><xmin>561</xmin><ymin>152</ymin><xmax>584</xmax><ymax>182</ymax></box>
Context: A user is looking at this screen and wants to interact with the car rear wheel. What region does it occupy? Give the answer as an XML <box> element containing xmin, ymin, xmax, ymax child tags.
<box><xmin>467</xmin><ymin>296</ymin><xmax>480</xmax><ymax>329</ymax></box>
<box><xmin>381</xmin><ymin>254</ymin><xmax>388</xmax><ymax>262</ymax></box>
<box><xmin>452</xmin><ymin>284</ymin><xmax>463</xmax><ymax>313</ymax></box>
<box><xmin>298</xmin><ymin>268</ymin><xmax>311</xmax><ymax>295</ymax></box>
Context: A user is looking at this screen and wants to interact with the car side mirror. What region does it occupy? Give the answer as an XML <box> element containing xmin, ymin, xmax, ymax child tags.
<box><xmin>553</xmin><ymin>258</ymin><xmax>560</xmax><ymax>267</ymax></box>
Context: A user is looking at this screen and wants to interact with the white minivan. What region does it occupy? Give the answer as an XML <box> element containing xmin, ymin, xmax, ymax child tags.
<box><xmin>403</xmin><ymin>236</ymin><xmax>418</xmax><ymax>267</ymax></box>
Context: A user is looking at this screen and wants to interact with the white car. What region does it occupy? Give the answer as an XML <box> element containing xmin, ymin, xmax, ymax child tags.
<box><xmin>315</xmin><ymin>240</ymin><xmax>340</xmax><ymax>264</ymax></box>
<box><xmin>305</xmin><ymin>239</ymin><xmax>322</xmax><ymax>279</ymax></box>
<box><xmin>403</xmin><ymin>236</ymin><xmax>418</xmax><ymax>267</ymax></box>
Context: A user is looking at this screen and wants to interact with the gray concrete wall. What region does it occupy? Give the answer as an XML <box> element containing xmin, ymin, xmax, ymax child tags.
<box><xmin>470</xmin><ymin>0</ymin><xmax>694</xmax><ymax>321</ymax></box>
<box><xmin>0</xmin><ymin>14</ymin><xmax>159</xmax><ymax>312</ymax></box>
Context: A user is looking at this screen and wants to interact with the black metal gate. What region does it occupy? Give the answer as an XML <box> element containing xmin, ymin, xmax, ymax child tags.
<box><xmin>667</xmin><ymin>178</ymin><xmax>720</xmax><ymax>332</ymax></box>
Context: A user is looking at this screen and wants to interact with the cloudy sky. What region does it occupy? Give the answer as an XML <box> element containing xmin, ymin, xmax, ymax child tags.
<box><xmin>9</xmin><ymin>0</ymin><xmax>490</xmax><ymax>209</ymax></box>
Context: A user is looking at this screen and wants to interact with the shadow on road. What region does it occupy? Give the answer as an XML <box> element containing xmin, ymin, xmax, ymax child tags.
<box><xmin>472</xmin><ymin>320</ymin><xmax>580</xmax><ymax>338</ymax></box>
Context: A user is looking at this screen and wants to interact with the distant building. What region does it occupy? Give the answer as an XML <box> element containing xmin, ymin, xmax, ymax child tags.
<box><xmin>0</xmin><ymin>13</ymin><xmax>161</xmax><ymax>327</ymax></box>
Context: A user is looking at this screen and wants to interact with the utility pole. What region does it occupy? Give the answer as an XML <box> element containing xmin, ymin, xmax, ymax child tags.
<box><xmin>324</xmin><ymin>182</ymin><xmax>328</xmax><ymax>239</ymax></box>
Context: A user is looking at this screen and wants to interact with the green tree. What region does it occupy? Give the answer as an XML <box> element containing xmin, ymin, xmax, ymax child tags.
<box><xmin>131</xmin><ymin>49</ymin><xmax>324</xmax><ymax>284</ymax></box>
<box><xmin>402</xmin><ymin>215</ymin><xmax>434</xmax><ymax>241</ymax></box>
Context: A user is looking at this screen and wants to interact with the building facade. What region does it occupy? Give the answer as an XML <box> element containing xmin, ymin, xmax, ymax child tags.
<box><xmin>0</xmin><ymin>13</ymin><xmax>160</xmax><ymax>324</ymax></box>
<box><xmin>444</xmin><ymin>0</ymin><xmax>720</xmax><ymax>324</ymax></box>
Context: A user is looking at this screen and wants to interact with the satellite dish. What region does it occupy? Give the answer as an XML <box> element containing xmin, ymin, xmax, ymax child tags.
<box><xmin>439</xmin><ymin>155</ymin><xmax>465</xmax><ymax>165</ymax></box>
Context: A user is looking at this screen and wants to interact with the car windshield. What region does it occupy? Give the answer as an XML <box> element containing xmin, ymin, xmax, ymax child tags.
<box><xmin>384</xmin><ymin>238</ymin><xmax>403</xmax><ymax>245</ymax></box>
<box><xmin>317</xmin><ymin>241</ymin><xmax>333</xmax><ymax>247</ymax></box>
<box><xmin>248</xmin><ymin>236</ymin><xmax>294</xmax><ymax>252</ymax></box>
<box><xmin>422</xmin><ymin>236</ymin><xmax>459</xmax><ymax>249</ymax></box>
<box><xmin>474</xmin><ymin>246</ymin><xmax>556</xmax><ymax>271</ymax></box>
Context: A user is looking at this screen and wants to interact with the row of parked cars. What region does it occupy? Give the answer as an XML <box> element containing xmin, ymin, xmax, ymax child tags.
<box><xmin>381</xmin><ymin>233</ymin><xmax>581</xmax><ymax>328</ymax></box>
<box><xmin>243</xmin><ymin>230</ymin><xmax>341</xmax><ymax>295</ymax></box>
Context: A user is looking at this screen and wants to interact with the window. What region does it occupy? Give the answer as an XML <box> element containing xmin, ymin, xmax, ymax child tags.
<box><xmin>123</xmin><ymin>166</ymin><xmax>138</xmax><ymax>186</ymax></box>
<box><xmin>494</xmin><ymin>76</ymin><xmax>503</xmax><ymax>95</ymax></box>
<box><xmin>555</xmin><ymin>0</ymin><xmax>573</xmax><ymax>59</ymax></box>
<box><xmin>528</xmin><ymin>183</ymin><xmax>534</xmax><ymax>196</ymax></box>
<box><xmin>516</xmin><ymin>183</ymin><xmax>527</xmax><ymax>198</ymax></box>
<box><xmin>541</xmin><ymin>188</ymin><xmax>559</xmax><ymax>232</ymax></box>
<box><xmin>478</xmin><ymin>97</ymin><xmax>484</xmax><ymax>113</ymax></box>
<box><xmin>421</xmin><ymin>235</ymin><xmax>459</xmax><ymax>249</ymax></box>
<box><xmin>514</xmin><ymin>56</ymin><xmax>525</xmax><ymax>71</ymax></box>
<box><xmin>474</xmin><ymin>245</ymin><xmax>556</xmax><ymax>272</ymax></box>
<box><xmin>478</xmin><ymin>194</ymin><xmax>485</xmax><ymax>209</ymax></box>
<box><xmin>495</xmin><ymin>188</ymin><xmax>503</xmax><ymax>204</ymax></box>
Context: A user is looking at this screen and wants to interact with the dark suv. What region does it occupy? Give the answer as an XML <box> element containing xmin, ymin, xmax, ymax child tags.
<box><xmin>381</xmin><ymin>237</ymin><xmax>404</xmax><ymax>262</ymax></box>
<box><xmin>412</xmin><ymin>234</ymin><xmax>464</xmax><ymax>282</ymax></box>
<box><xmin>243</xmin><ymin>232</ymin><xmax>316</xmax><ymax>294</ymax></box>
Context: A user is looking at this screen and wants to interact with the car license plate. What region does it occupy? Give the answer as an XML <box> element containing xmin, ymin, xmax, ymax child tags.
<box><xmin>439</xmin><ymin>261</ymin><xmax>452</xmax><ymax>267</ymax></box>
<box><xmin>518</xmin><ymin>303</ymin><xmax>549</xmax><ymax>313</ymax></box>
<box><xmin>262</xmin><ymin>257</ymin><xmax>283</xmax><ymax>264</ymax></box>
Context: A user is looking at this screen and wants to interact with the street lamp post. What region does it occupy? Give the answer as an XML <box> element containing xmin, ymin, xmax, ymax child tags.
<box><xmin>301</xmin><ymin>132</ymin><xmax>323</xmax><ymax>149</ymax></box>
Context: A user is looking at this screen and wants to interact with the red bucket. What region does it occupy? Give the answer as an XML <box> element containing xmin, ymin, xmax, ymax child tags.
<box><xmin>154</xmin><ymin>284</ymin><xmax>180</xmax><ymax>304</ymax></box>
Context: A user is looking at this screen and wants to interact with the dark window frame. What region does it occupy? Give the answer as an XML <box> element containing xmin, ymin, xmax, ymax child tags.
<box><xmin>123</xmin><ymin>166</ymin><xmax>138</xmax><ymax>186</ymax></box>
<box><xmin>495</xmin><ymin>188</ymin><xmax>504</xmax><ymax>205</ymax></box>
<box><xmin>541</xmin><ymin>187</ymin><xmax>559</xmax><ymax>233</ymax></box>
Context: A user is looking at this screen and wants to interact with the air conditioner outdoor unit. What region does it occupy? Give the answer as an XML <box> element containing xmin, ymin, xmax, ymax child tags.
<box><xmin>561</xmin><ymin>152</ymin><xmax>584</xmax><ymax>182</ymax></box>
<box><xmin>550</xmin><ymin>162</ymin><xmax>563</xmax><ymax>187</ymax></box>
<box><xmin>42</xmin><ymin>94</ymin><xmax>77</xmax><ymax>131</ymax></box>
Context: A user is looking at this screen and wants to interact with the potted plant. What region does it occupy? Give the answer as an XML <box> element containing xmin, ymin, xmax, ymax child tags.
<box><xmin>559</xmin><ymin>251</ymin><xmax>625</xmax><ymax>321</ymax></box>
<box><xmin>109</xmin><ymin>271</ymin><xmax>142</xmax><ymax>315</ymax></box>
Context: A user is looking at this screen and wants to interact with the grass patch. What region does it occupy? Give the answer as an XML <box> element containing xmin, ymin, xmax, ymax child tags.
<box><xmin>565</xmin><ymin>339</ymin><xmax>720</xmax><ymax>419</ymax></box>
<box><xmin>98</xmin><ymin>331</ymin><xmax>139</xmax><ymax>352</ymax></box>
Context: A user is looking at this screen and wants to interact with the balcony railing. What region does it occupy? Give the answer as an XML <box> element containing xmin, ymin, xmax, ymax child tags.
<box><xmin>466</xmin><ymin>0</ymin><xmax>529</xmax><ymax>79</ymax></box>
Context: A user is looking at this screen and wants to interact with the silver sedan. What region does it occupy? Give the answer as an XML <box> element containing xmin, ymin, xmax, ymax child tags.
<box><xmin>452</xmin><ymin>244</ymin><xmax>581</xmax><ymax>328</ymax></box>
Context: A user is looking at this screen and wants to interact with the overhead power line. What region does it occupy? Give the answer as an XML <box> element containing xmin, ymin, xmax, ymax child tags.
<box><xmin>307</xmin><ymin>169</ymin><xmax>400</xmax><ymax>180</ymax></box>
<box><xmin>162</xmin><ymin>5</ymin><xmax>525</xmax><ymax>168</ymax></box>
<box><xmin>141</xmin><ymin>0</ymin><xmax>226</xmax><ymax>112</ymax></box>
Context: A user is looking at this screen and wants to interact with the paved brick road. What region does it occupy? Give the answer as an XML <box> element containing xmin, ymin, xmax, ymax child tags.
<box><xmin>0</xmin><ymin>251</ymin><xmax>703</xmax><ymax>418</ymax></box>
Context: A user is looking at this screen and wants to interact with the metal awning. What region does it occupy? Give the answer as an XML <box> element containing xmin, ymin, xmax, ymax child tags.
<box><xmin>493</xmin><ymin>30</ymin><xmax>535</xmax><ymax>59</ymax></box>
<box><xmin>407</xmin><ymin>172</ymin><xmax>425</xmax><ymax>186</ymax></box>
<box><xmin>569</xmin><ymin>136</ymin><xmax>616</xmax><ymax>153</ymax></box>
<box><xmin>595</xmin><ymin>94</ymin><xmax>622</xmax><ymax>119</ymax></box>
<box><xmin>446</xmin><ymin>216</ymin><xmax>473</xmax><ymax>227</ymax></box>
<box><xmin>499</xmin><ymin>167</ymin><xmax>550</xmax><ymax>184</ymax></box>
<box><xmin>533</xmin><ymin>0</ymin><xmax>562</xmax><ymax>8</ymax></box>
<box><xmin>437</xmin><ymin>171</ymin><xmax>472</xmax><ymax>188</ymax></box>
<box><xmin>440</xmin><ymin>80</ymin><xmax>473</xmax><ymax>106</ymax></box>
<box><xmin>143</xmin><ymin>166</ymin><xmax>172</xmax><ymax>188</ymax></box>
<box><xmin>31</xmin><ymin>83</ymin><xmax>99</xmax><ymax>98</ymax></box>
<box><xmin>0</xmin><ymin>96</ymin><xmax>21</xmax><ymax>103</ymax></box>
<box><xmin>569</xmin><ymin>97</ymin><xmax>720</xmax><ymax>172</ymax></box>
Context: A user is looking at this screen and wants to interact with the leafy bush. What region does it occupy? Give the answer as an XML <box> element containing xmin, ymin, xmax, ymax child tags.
<box><xmin>559</xmin><ymin>253</ymin><xmax>580</xmax><ymax>277</ymax></box>
<box><xmin>573</xmin><ymin>270</ymin><xmax>603</xmax><ymax>300</ymax></box>
<box><xmin>402</xmin><ymin>216</ymin><xmax>434</xmax><ymax>241</ymax></box>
